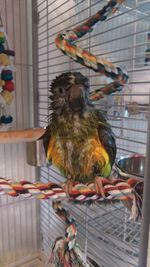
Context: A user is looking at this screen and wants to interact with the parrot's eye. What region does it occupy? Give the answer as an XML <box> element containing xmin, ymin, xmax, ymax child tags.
<box><xmin>59</xmin><ymin>87</ymin><xmax>63</xmax><ymax>94</ymax></box>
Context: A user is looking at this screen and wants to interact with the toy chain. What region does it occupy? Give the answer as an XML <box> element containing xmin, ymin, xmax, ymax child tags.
<box><xmin>55</xmin><ymin>0</ymin><xmax>128</xmax><ymax>101</ymax></box>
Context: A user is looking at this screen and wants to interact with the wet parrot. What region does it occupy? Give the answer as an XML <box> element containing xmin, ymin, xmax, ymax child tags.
<box><xmin>42</xmin><ymin>72</ymin><xmax>116</xmax><ymax>194</ymax></box>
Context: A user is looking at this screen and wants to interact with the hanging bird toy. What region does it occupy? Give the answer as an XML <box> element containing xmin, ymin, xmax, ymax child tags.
<box><xmin>0</xmin><ymin>17</ymin><xmax>15</xmax><ymax>130</ymax></box>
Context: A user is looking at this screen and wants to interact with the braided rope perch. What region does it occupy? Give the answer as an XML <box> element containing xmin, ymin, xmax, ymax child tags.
<box><xmin>46</xmin><ymin>176</ymin><xmax>143</xmax><ymax>266</ymax></box>
<box><xmin>0</xmin><ymin>177</ymin><xmax>142</xmax><ymax>202</ymax></box>
<box><xmin>55</xmin><ymin>0</ymin><xmax>128</xmax><ymax>101</ymax></box>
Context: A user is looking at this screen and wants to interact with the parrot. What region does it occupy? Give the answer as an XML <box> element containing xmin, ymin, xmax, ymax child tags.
<box><xmin>42</xmin><ymin>72</ymin><xmax>116</xmax><ymax>195</ymax></box>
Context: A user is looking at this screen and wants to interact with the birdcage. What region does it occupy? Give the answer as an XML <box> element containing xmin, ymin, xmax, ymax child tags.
<box><xmin>0</xmin><ymin>0</ymin><xmax>150</xmax><ymax>267</ymax></box>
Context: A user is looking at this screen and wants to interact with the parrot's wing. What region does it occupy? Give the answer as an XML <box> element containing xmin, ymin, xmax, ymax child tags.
<box><xmin>96</xmin><ymin>110</ymin><xmax>116</xmax><ymax>167</ymax></box>
<box><xmin>38</xmin><ymin>125</ymin><xmax>51</xmax><ymax>159</ymax></box>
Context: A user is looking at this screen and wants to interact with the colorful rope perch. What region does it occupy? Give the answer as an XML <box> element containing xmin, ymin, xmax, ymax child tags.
<box><xmin>0</xmin><ymin>177</ymin><xmax>143</xmax><ymax>202</ymax></box>
<box><xmin>55</xmin><ymin>0</ymin><xmax>128</xmax><ymax>101</ymax></box>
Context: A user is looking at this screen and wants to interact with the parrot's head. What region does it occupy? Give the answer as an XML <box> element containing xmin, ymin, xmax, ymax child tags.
<box><xmin>50</xmin><ymin>72</ymin><xmax>92</xmax><ymax>116</ymax></box>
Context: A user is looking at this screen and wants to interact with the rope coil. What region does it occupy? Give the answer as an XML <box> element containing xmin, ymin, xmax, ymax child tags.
<box><xmin>55</xmin><ymin>0</ymin><xmax>128</xmax><ymax>101</ymax></box>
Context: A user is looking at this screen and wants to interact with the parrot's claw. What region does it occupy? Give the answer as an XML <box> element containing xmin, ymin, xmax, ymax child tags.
<box><xmin>64</xmin><ymin>177</ymin><xmax>74</xmax><ymax>195</ymax></box>
<box><xmin>95</xmin><ymin>176</ymin><xmax>105</xmax><ymax>198</ymax></box>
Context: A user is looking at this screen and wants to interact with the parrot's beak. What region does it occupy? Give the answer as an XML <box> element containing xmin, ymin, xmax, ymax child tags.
<box><xmin>69</xmin><ymin>84</ymin><xmax>86</xmax><ymax>112</ymax></box>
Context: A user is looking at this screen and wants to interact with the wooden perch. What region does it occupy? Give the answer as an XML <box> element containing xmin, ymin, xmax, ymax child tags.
<box><xmin>0</xmin><ymin>128</ymin><xmax>45</xmax><ymax>144</ymax></box>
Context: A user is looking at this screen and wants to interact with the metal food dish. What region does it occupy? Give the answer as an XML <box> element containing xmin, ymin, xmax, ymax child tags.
<box><xmin>116</xmin><ymin>154</ymin><xmax>145</xmax><ymax>179</ymax></box>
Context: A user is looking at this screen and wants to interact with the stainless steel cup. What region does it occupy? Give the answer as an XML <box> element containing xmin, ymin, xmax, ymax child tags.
<box><xmin>26</xmin><ymin>139</ymin><xmax>47</xmax><ymax>166</ymax></box>
<box><xmin>115</xmin><ymin>154</ymin><xmax>145</xmax><ymax>179</ymax></box>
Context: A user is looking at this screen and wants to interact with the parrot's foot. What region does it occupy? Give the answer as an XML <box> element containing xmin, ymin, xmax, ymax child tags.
<box><xmin>64</xmin><ymin>177</ymin><xmax>74</xmax><ymax>195</ymax></box>
<box><xmin>94</xmin><ymin>176</ymin><xmax>105</xmax><ymax>198</ymax></box>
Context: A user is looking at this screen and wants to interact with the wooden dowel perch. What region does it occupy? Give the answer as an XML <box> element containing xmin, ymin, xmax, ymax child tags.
<box><xmin>0</xmin><ymin>128</ymin><xmax>45</xmax><ymax>144</ymax></box>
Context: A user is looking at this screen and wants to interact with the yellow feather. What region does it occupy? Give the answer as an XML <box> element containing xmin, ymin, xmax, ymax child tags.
<box><xmin>47</xmin><ymin>132</ymin><xmax>110</xmax><ymax>180</ymax></box>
